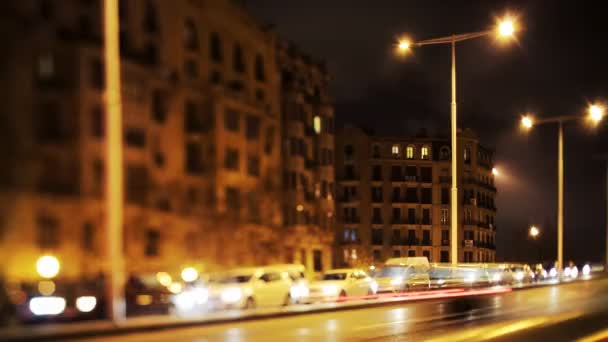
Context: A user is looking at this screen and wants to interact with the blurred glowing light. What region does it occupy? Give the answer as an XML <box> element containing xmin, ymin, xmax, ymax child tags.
<box><xmin>549</xmin><ymin>267</ymin><xmax>557</xmax><ymax>278</ymax></box>
<box><xmin>564</xmin><ymin>267</ymin><xmax>571</xmax><ymax>277</ymax></box>
<box><xmin>492</xmin><ymin>273</ymin><xmax>502</xmax><ymax>283</ymax></box>
<box><xmin>313</xmin><ymin>115</ymin><xmax>322</xmax><ymax>134</ymax></box>
<box><xmin>582</xmin><ymin>264</ymin><xmax>591</xmax><ymax>276</ymax></box>
<box><xmin>36</xmin><ymin>255</ymin><xmax>60</xmax><ymax>279</ymax></box>
<box><xmin>29</xmin><ymin>296</ymin><xmax>66</xmax><ymax>316</ymax></box>
<box><xmin>221</xmin><ymin>288</ymin><xmax>242</xmax><ymax>303</ymax></box>
<box><xmin>136</xmin><ymin>294</ymin><xmax>153</xmax><ymax>306</ymax></box>
<box><xmin>370</xmin><ymin>281</ymin><xmax>379</xmax><ymax>294</ymax></box>
<box><xmin>588</xmin><ymin>104</ymin><xmax>605</xmax><ymax>124</ymax></box>
<box><xmin>492</xmin><ymin>167</ymin><xmax>500</xmax><ymax>176</ymax></box>
<box><xmin>515</xmin><ymin>272</ymin><xmax>524</xmax><ymax>281</ymax></box>
<box><xmin>181</xmin><ymin>267</ymin><xmax>199</xmax><ymax>282</ymax></box>
<box><xmin>529</xmin><ymin>226</ymin><xmax>539</xmax><ymax>238</ymax></box>
<box><xmin>498</xmin><ymin>18</ymin><xmax>516</xmax><ymax>37</ymax></box>
<box><xmin>322</xmin><ymin>285</ymin><xmax>340</xmax><ymax>296</ymax></box>
<box><xmin>290</xmin><ymin>284</ymin><xmax>309</xmax><ymax>299</ymax></box>
<box><xmin>296</xmin><ymin>204</ymin><xmax>304</xmax><ymax>212</ymax></box>
<box><xmin>156</xmin><ymin>272</ymin><xmax>172</xmax><ymax>287</ymax></box>
<box><xmin>570</xmin><ymin>266</ymin><xmax>578</xmax><ymax>278</ymax></box>
<box><xmin>397</xmin><ymin>39</ymin><xmax>411</xmax><ymax>52</ymax></box>
<box><xmin>390</xmin><ymin>276</ymin><xmax>404</xmax><ymax>286</ymax></box>
<box><xmin>174</xmin><ymin>287</ymin><xmax>208</xmax><ymax>311</ymax></box>
<box><xmin>521</xmin><ymin>115</ymin><xmax>534</xmax><ymax>129</ymax></box>
<box><xmin>38</xmin><ymin>280</ymin><xmax>56</xmax><ymax>296</ymax></box>
<box><xmin>76</xmin><ymin>296</ymin><xmax>97</xmax><ymax>313</ymax></box>
<box><xmin>169</xmin><ymin>282</ymin><xmax>183</xmax><ymax>294</ymax></box>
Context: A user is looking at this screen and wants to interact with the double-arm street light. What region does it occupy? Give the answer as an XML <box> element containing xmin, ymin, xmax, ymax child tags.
<box><xmin>396</xmin><ymin>15</ymin><xmax>518</xmax><ymax>265</ymax></box>
<box><xmin>521</xmin><ymin>104</ymin><xmax>606</xmax><ymax>272</ymax></box>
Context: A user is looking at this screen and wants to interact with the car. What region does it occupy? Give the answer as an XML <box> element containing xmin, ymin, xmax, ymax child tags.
<box><xmin>374</xmin><ymin>257</ymin><xmax>430</xmax><ymax>293</ymax></box>
<box><xmin>304</xmin><ymin>269</ymin><xmax>375</xmax><ymax>302</ymax></box>
<box><xmin>508</xmin><ymin>264</ymin><xmax>535</xmax><ymax>285</ymax></box>
<box><xmin>267</xmin><ymin>264</ymin><xmax>309</xmax><ymax>304</ymax></box>
<box><xmin>207</xmin><ymin>266</ymin><xmax>294</xmax><ymax>310</ymax></box>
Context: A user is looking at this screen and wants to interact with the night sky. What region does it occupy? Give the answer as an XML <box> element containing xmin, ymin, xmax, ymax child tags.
<box><xmin>249</xmin><ymin>0</ymin><xmax>608</xmax><ymax>263</ymax></box>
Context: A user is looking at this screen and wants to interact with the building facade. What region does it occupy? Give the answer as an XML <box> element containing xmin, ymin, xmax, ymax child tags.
<box><xmin>335</xmin><ymin>126</ymin><xmax>497</xmax><ymax>267</ymax></box>
<box><xmin>277</xmin><ymin>41</ymin><xmax>335</xmax><ymax>273</ymax></box>
<box><xmin>0</xmin><ymin>0</ymin><xmax>332</xmax><ymax>283</ymax></box>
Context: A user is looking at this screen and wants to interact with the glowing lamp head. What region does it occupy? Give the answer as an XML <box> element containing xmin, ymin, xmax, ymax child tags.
<box><xmin>521</xmin><ymin>115</ymin><xmax>534</xmax><ymax>129</ymax></box>
<box><xmin>498</xmin><ymin>19</ymin><xmax>515</xmax><ymax>37</ymax></box>
<box><xmin>529</xmin><ymin>226</ymin><xmax>539</xmax><ymax>238</ymax></box>
<box><xmin>396</xmin><ymin>38</ymin><xmax>413</xmax><ymax>55</ymax></box>
<box><xmin>36</xmin><ymin>255</ymin><xmax>60</xmax><ymax>279</ymax></box>
<box><xmin>181</xmin><ymin>267</ymin><xmax>199</xmax><ymax>282</ymax></box>
<box><xmin>588</xmin><ymin>104</ymin><xmax>605</xmax><ymax>124</ymax></box>
<box><xmin>492</xmin><ymin>167</ymin><xmax>499</xmax><ymax>176</ymax></box>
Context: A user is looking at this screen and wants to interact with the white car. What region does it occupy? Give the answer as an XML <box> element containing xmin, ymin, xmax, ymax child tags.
<box><xmin>207</xmin><ymin>266</ymin><xmax>293</xmax><ymax>310</ymax></box>
<box><xmin>305</xmin><ymin>268</ymin><xmax>376</xmax><ymax>302</ymax></box>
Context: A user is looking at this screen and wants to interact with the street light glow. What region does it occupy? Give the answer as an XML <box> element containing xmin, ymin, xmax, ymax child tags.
<box><xmin>181</xmin><ymin>267</ymin><xmax>199</xmax><ymax>282</ymax></box>
<box><xmin>396</xmin><ymin>38</ymin><xmax>412</xmax><ymax>54</ymax></box>
<box><xmin>492</xmin><ymin>167</ymin><xmax>499</xmax><ymax>176</ymax></box>
<box><xmin>588</xmin><ymin>104</ymin><xmax>605</xmax><ymax>124</ymax></box>
<box><xmin>498</xmin><ymin>18</ymin><xmax>515</xmax><ymax>37</ymax></box>
<box><xmin>521</xmin><ymin>115</ymin><xmax>534</xmax><ymax>129</ymax></box>
<box><xmin>529</xmin><ymin>226</ymin><xmax>540</xmax><ymax>238</ymax></box>
<box><xmin>36</xmin><ymin>255</ymin><xmax>60</xmax><ymax>279</ymax></box>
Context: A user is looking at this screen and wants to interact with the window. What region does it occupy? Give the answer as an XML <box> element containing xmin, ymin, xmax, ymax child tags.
<box><xmin>185</xmin><ymin>101</ymin><xmax>205</xmax><ymax>133</ymax></box>
<box><xmin>247</xmin><ymin>155</ymin><xmax>260</xmax><ymax>176</ymax></box>
<box><xmin>125</xmin><ymin>127</ymin><xmax>146</xmax><ymax>147</ymax></box>
<box><xmin>421</xmin><ymin>188</ymin><xmax>432</xmax><ymax>204</ymax></box>
<box><xmin>407</xmin><ymin>208</ymin><xmax>416</xmax><ymax>224</ymax></box>
<box><xmin>372</xmin><ymin>207</ymin><xmax>382</xmax><ymax>224</ymax></box>
<box><xmin>184</xmin><ymin>19</ymin><xmax>198</xmax><ymax>51</ymax></box>
<box><xmin>184</xmin><ymin>59</ymin><xmax>198</xmax><ymax>79</ymax></box>
<box><xmin>420</xmin><ymin>167</ymin><xmax>432</xmax><ymax>183</ymax></box>
<box><xmin>407</xmin><ymin>229</ymin><xmax>416</xmax><ymax>243</ymax></box>
<box><xmin>224</xmin><ymin>148</ymin><xmax>239</xmax><ymax>170</ymax></box>
<box><xmin>151</xmin><ymin>90</ymin><xmax>167</xmax><ymax>123</ymax></box>
<box><xmin>210</xmin><ymin>32</ymin><xmax>222</xmax><ymax>62</ymax></box>
<box><xmin>344</xmin><ymin>145</ymin><xmax>354</xmax><ymax>159</ymax></box>
<box><xmin>91</xmin><ymin>105</ymin><xmax>104</xmax><ymax>138</ymax></box>
<box><xmin>372</xmin><ymin>165</ymin><xmax>382</xmax><ymax>181</ymax></box>
<box><xmin>344</xmin><ymin>165</ymin><xmax>355</xmax><ymax>180</ymax></box>
<box><xmin>37</xmin><ymin>53</ymin><xmax>54</xmax><ymax>80</ymax></box>
<box><xmin>408</xmin><ymin>250</ymin><xmax>416</xmax><ymax>257</ymax></box>
<box><xmin>392</xmin><ymin>187</ymin><xmax>401</xmax><ymax>202</ymax></box>
<box><xmin>441</xmin><ymin>188</ymin><xmax>449</xmax><ymax>205</ymax></box>
<box><xmin>264</xmin><ymin>126</ymin><xmax>274</xmax><ymax>154</ymax></box>
<box><xmin>440</xmin><ymin>208</ymin><xmax>449</xmax><ymax>225</ymax></box>
<box><xmin>464</xmin><ymin>251</ymin><xmax>473</xmax><ymax>263</ymax></box>
<box><xmin>313</xmin><ymin>115</ymin><xmax>322</xmax><ymax>134</ymax></box>
<box><xmin>441</xmin><ymin>230</ymin><xmax>449</xmax><ymax>245</ymax></box>
<box><xmin>406</xmin><ymin>146</ymin><xmax>415</xmax><ymax>159</ymax></box>
<box><xmin>391</xmin><ymin>166</ymin><xmax>402</xmax><ymax>181</ymax></box>
<box><xmin>464</xmin><ymin>146</ymin><xmax>471</xmax><ymax>164</ymax></box>
<box><xmin>90</xmin><ymin>58</ymin><xmax>104</xmax><ymax>90</ymax></box>
<box><xmin>440</xmin><ymin>146</ymin><xmax>450</xmax><ymax>160</ymax></box>
<box><xmin>185</xmin><ymin>142</ymin><xmax>203</xmax><ymax>173</ymax></box>
<box><xmin>245</xmin><ymin>115</ymin><xmax>260</xmax><ymax>140</ymax></box>
<box><xmin>255</xmin><ymin>54</ymin><xmax>265</xmax><ymax>81</ymax></box>
<box><xmin>225</xmin><ymin>187</ymin><xmax>240</xmax><ymax>211</ymax></box>
<box><xmin>37</xmin><ymin>215</ymin><xmax>59</xmax><ymax>248</ymax></box>
<box><xmin>233</xmin><ymin>43</ymin><xmax>245</xmax><ymax>73</ymax></box>
<box><xmin>313</xmin><ymin>250</ymin><xmax>323</xmax><ymax>272</ymax></box>
<box><xmin>92</xmin><ymin>159</ymin><xmax>104</xmax><ymax>196</ymax></box>
<box><xmin>372</xmin><ymin>145</ymin><xmax>381</xmax><ymax>158</ymax></box>
<box><xmin>393</xmin><ymin>250</ymin><xmax>401</xmax><ymax>257</ymax></box>
<box><xmin>82</xmin><ymin>222</ymin><xmax>94</xmax><ymax>251</ymax></box>
<box><xmin>373</xmin><ymin>250</ymin><xmax>382</xmax><ymax>262</ymax></box>
<box><xmin>126</xmin><ymin>165</ymin><xmax>148</xmax><ymax>204</ymax></box>
<box><xmin>143</xmin><ymin>0</ymin><xmax>158</xmax><ymax>34</ymax></box>
<box><xmin>406</xmin><ymin>187</ymin><xmax>417</xmax><ymax>203</ymax></box>
<box><xmin>422</xmin><ymin>230</ymin><xmax>431</xmax><ymax>245</ymax></box>
<box><xmin>392</xmin><ymin>207</ymin><xmax>401</xmax><ymax>223</ymax></box>
<box><xmin>391</xmin><ymin>144</ymin><xmax>400</xmax><ymax>157</ymax></box>
<box><xmin>422</xmin><ymin>208</ymin><xmax>431</xmax><ymax>225</ymax></box>
<box><xmin>145</xmin><ymin>229</ymin><xmax>160</xmax><ymax>257</ymax></box>
<box><xmin>371</xmin><ymin>186</ymin><xmax>383</xmax><ymax>202</ymax></box>
<box><xmin>421</xmin><ymin>146</ymin><xmax>430</xmax><ymax>160</ymax></box>
<box><xmin>440</xmin><ymin>250</ymin><xmax>449</xmax><ymax>262</ymax></box>
<box><xmin>225</xmin><ymin>109</ymin><xmax>239</xmax><ymax>132</ymax></box>
<box><xmin>372</xmin><ymin>229</ymin><xmax>383</xmax><ymax>245</ymax></box>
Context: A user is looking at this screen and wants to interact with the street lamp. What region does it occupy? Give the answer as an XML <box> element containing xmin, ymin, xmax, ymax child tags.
<box><xmin>529</xmin><ymin>226</ymin><xmax>539</xmax><ymax>239</ymax></box>
<box><xmin>520</xmin><ymin>103</ymin><xmax>605</xmax><ymax>272</ymax></box>
<box><xmin>492</xmin><ymin>167</ymin><xmax>500</xmax><ymax>176</ymax></box>
<box><xmin>36</xmin><ymin>255</ymin><xmax>60</xmax><ymax>279</ymax></box>
<box><xmin>396</xmin><ymin>14</ymin><xmax>518</xmax><ymax>265</ymax></box>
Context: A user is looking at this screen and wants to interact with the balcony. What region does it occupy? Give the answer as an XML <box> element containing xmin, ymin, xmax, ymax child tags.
<box><xmin>462</xmin><ymin>239</ymin><xmax>474</xmax><ymax>248</ymax></box>
<box><xmin>372</xmin><ymin>196</ymin><xmax>384</xmax><ymax>203</ymax></box>
<box><xmin>441</xmin><ymin>239</ymin><xmax>450</xmax><ymax>246</ymax></box>
<box><xmin>391</xmin><ymin>175</ymin><xmax>405</xmax><ymax>182</ymax></box>
<box><xmin>340</xmin><ymin>195</ymin><xmax>359</xmax><ymax>203</ymax></box>
<box><xmin>404</xmin><ymin>176</ymin><xmax>417</xmax><ymax>182</ymax></box>
<box><xmin>405</xmin><ymin>196</ymin><xmax>418</xmax><ymax>204</ymax></box>
<box><xmin>342</xmin><ymin>217</ymin><xmax>360</xmax><ymax>224</ymax></box>
<box><xmin>421</xmin><ymin>219</ymin><xmax>432</xmax><ymax>226</ymax></box>
<box><xmin>463</xmin><ymin>219</ymin><xmax>477</xmax><ymax>226</ymax></box>
<box><xmin>439</xmin><ymin>176</ymin><xmax>451</xmax><ymax>184</ymax></box>
<box><xmin>391</xmin><ymin>237</ymin><xmax>406</xmax><ymax>246</ymax></box>
<box><xmin>406</xmin><ymin>238</ymin><xmax>419</xmax><ymax>246</ymax></box>
<box><xmin>478</xmin><ymin>222</ymin><xmax>491</xmax><ymax>229</ymax></box>
<box><xmin>340</xmin><ymin>238</ymin><xmax>361</xmax><ymax>245</ymax></box>
<box><xmin>421</xmin><ymin>239</ymin><xmax>432</xmax><ymax>246</ymax></box>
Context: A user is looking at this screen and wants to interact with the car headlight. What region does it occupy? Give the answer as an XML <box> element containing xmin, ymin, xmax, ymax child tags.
<box><xmin>370</xmin><ymin>281</ymin><xmax>378</xmax><ymax>294</ymax></box>
<box><xmin>541</xmin><ymin>270</ymin><xmax>548</xmax><ymax>278</ymax></box>
<box><xmin>390</xmin><ymin>276</ymin><xmax>404</xmax><ymax>286</ymax></box>
<box><xmin>29</xmin><ymin>296</ymin><xmax>66</xmax><ymax>316</ymax></box>
<box><xmin>492</xmin><ymin>273</ymin><xmax>502</xmax><ymax>282</ymax></box>
<box><xmin>290</xmin><ymin>285</ymin><xmax>309</xmax><ymax>299</ymax></box>
<box><xmin>322</xmin><ymin>285</ymin><xmax>339</xmax><ymax>296</ymax></box>
<box><xmin>437</xmin><ymin>279</ymin><xmax>445</xmax><ymax>285</ymax></box>
<box><xmin>76</xmin><ymin>296</ymin><xmax>97</xmax><ymax>313</ymax></box>
<box><xmin>564</xmin><ymin>267</ymin><xmax>571</xmax><ymax>277</ymax></box>
<box><xmin>514</xmin><ymin>272</ymin><xmax>524</xmax><ymax>281</ymax></box>
<box><xmin>549</xmin><ymin>268</ymin><xmax>557</xmax><ymax>278</ymax></box>
<box><xmin>582</xmin><ymin>264</ymin><xmax>591</xmax><ymax>276</ymax></box>
<box><xmin>570</xmin><ymin>266</ymin><xmax>578</xmax><ymax>278</ymax></box>
<box><xmin>174</xmin><ymin>287</ymin><xmax>209</xmax><ymax>310</ymax></box>
<box><xmin>221</xmin><ymin>288</ymin><xmax>243</xmax><ymax>304</ymax></box>
<box><xmin>465</xmin><ymin>275</ymin><xmax>476</xmax><ymax>283</ymax></box>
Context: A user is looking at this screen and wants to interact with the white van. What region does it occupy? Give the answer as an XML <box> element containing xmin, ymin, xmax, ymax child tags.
<box><xmin>374</xmin><ymin>257</ymin><xmax>431</xmax><ymax>293</ymax></box>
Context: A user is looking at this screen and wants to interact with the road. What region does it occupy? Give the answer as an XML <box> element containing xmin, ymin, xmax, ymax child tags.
<box><xmin>74</xmin><ymin>278</ymin><xmax>608</xmax><ymax>341</ymax></box>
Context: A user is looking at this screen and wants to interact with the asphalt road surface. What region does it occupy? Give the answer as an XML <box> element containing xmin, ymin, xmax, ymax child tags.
<box><xmin>76</xmin><ymin>279</ymin><xmax>608</xmax><ymax>341</ymax></box>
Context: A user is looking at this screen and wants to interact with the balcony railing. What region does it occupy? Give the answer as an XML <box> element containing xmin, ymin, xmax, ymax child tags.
<box><xmin>343</xmin><ymin>217</ymin><xmax>360</xmax><ymax>224</ymax></box>
<box><xmin>441</xmin><ymin>239</ymin><xmax>450</xmax><ymax>246</ymax></box>
<box><xmin>372</xmin><ymin>217</ymin><xmax>383</xmax><ymax>224</ymax></box>
<box><xmin>439</xmin><ymin>176</ymin><xmax>451</xmax><ymax>184</ymax></box>
<box><xmin>421</xmin><ymin>239</ymin><xmax>432</xmax><ymax>246</ymax></box>
<box><xmin>404</xmin><ymin>176</ymin><xmax>417</xmax><ymax>182</ymax></box>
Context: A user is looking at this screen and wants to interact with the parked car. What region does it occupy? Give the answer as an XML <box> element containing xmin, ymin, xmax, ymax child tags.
<box><xmin>304</xmin><ymin>268</ymin><xmax>375</xmax><ymax>302</ymax></box>
<box><xmin>207</xmin><ymin>266</ymin><xmax>294</xmax><ymax>310</ymax></box>
<box><xmin>374</xmin><ymin>257</ymin><xmax>430</xmax><ymax>293</ymax></box>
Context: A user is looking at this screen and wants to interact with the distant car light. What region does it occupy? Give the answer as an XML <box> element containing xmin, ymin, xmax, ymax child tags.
<box><xmin>169</xmin><ymin>282</ymin><xmax>183</xmax><ymax>294</ymax></box>
<box><xmin>570</xmin><ymin>266</ymin><xmax>578</xmax><ymax>278</ymax></box>
<box><xmin>370</xmin><ymin>281</ymin><xmax>379</xmax><ymax>294</ymax></box>
<box><xmin>322</xmin><ymin>285</ymin><xmax>340</xmax><ymax>296</ymax></box>
<box><xmin>492</xmin><ymin>273</ymin><xmax>502</xmax><ymax>283</ymax></box>
<box><xmin>549</xmin><ymin>268</ymin><xmax>557</xmax><ymax>278</ymax></box>
<box><xmin>564</xmin><ymin>267</ymin><xmax>571</xmax><ymax>277</ymax></box>
<box><xmin>221</xmin><ymin>288</ymin><xmax>243</xmax><ymax>304</ymax></box>
<box><xmin>514</xmin><ymin>272</ymin><xmax>524</xmax><ymax>281</ymax></box>
<box><xmin>76</xmin><ymin>296</ymin><xmax>97</xmax><ymax>313</ymax></box>
<box><xmin>174</xmin><ymin>287</ymin><xmax>208</xmax><ymax>311</ymax></box>
<box><xmin>390</xmin><ymin>276</ymin><xmax>404</xmax><ymax>286</ymax></box>
<box><xmin>582</xmin><ymin>264</ymin><xmax>591</xmax><ymax>276</ymax></box>
<box><xmin>437</xmin><ymin>279</ymin><xmax>445</xmax><ymax>285</ymax></box>
<box><xmin>136</xmin><ymin>294</ymin><xmax>153</xmax><ymax>306</ymax></box>
<box><xmin>465</xmin><ymin>275</ymin><xmax>476</xmax><ymax>283</ymax></box>
<box><xmin>29</xmin><ymin>296</ymin><xmax>66</xmax><ymax>316</ymax></box>
<box><xmin>290</xmin><ymin>284</ymin><xmax>309</xmax><ymax>299</ymax></box>
<box><xmin>542</xmin><ymin>270</ymin><xmax>548</xmax><ymax>278</ymax></box>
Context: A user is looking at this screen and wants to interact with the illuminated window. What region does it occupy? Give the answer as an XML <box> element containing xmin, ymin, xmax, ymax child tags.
<box><xmin>421</xmin><ymin>146</ymin><xmax>430</xmax><ymax>160</ymax></box>
<box><xmin>391</xmin><ymin>144</ymin><xmax>400</xmax><ymax>156</ymax></box>
<box><xmin>313</xmin><ymin>115</ymin><xmax>322</xmax><ymax>134</ymax></box>
<box><xmin>464</xmin><ymin>146</ymin><xmax>471</xmax><ymax>164</ymax></box>
<box><xmin>406</xmin><ymin>145</ymin><xmax>415</xmax><ymax>159</ymax></box>
<box><xmin>440</xmin><ymin>208</ymin><xmax>449</xmax><ymax>225</ymax></box>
